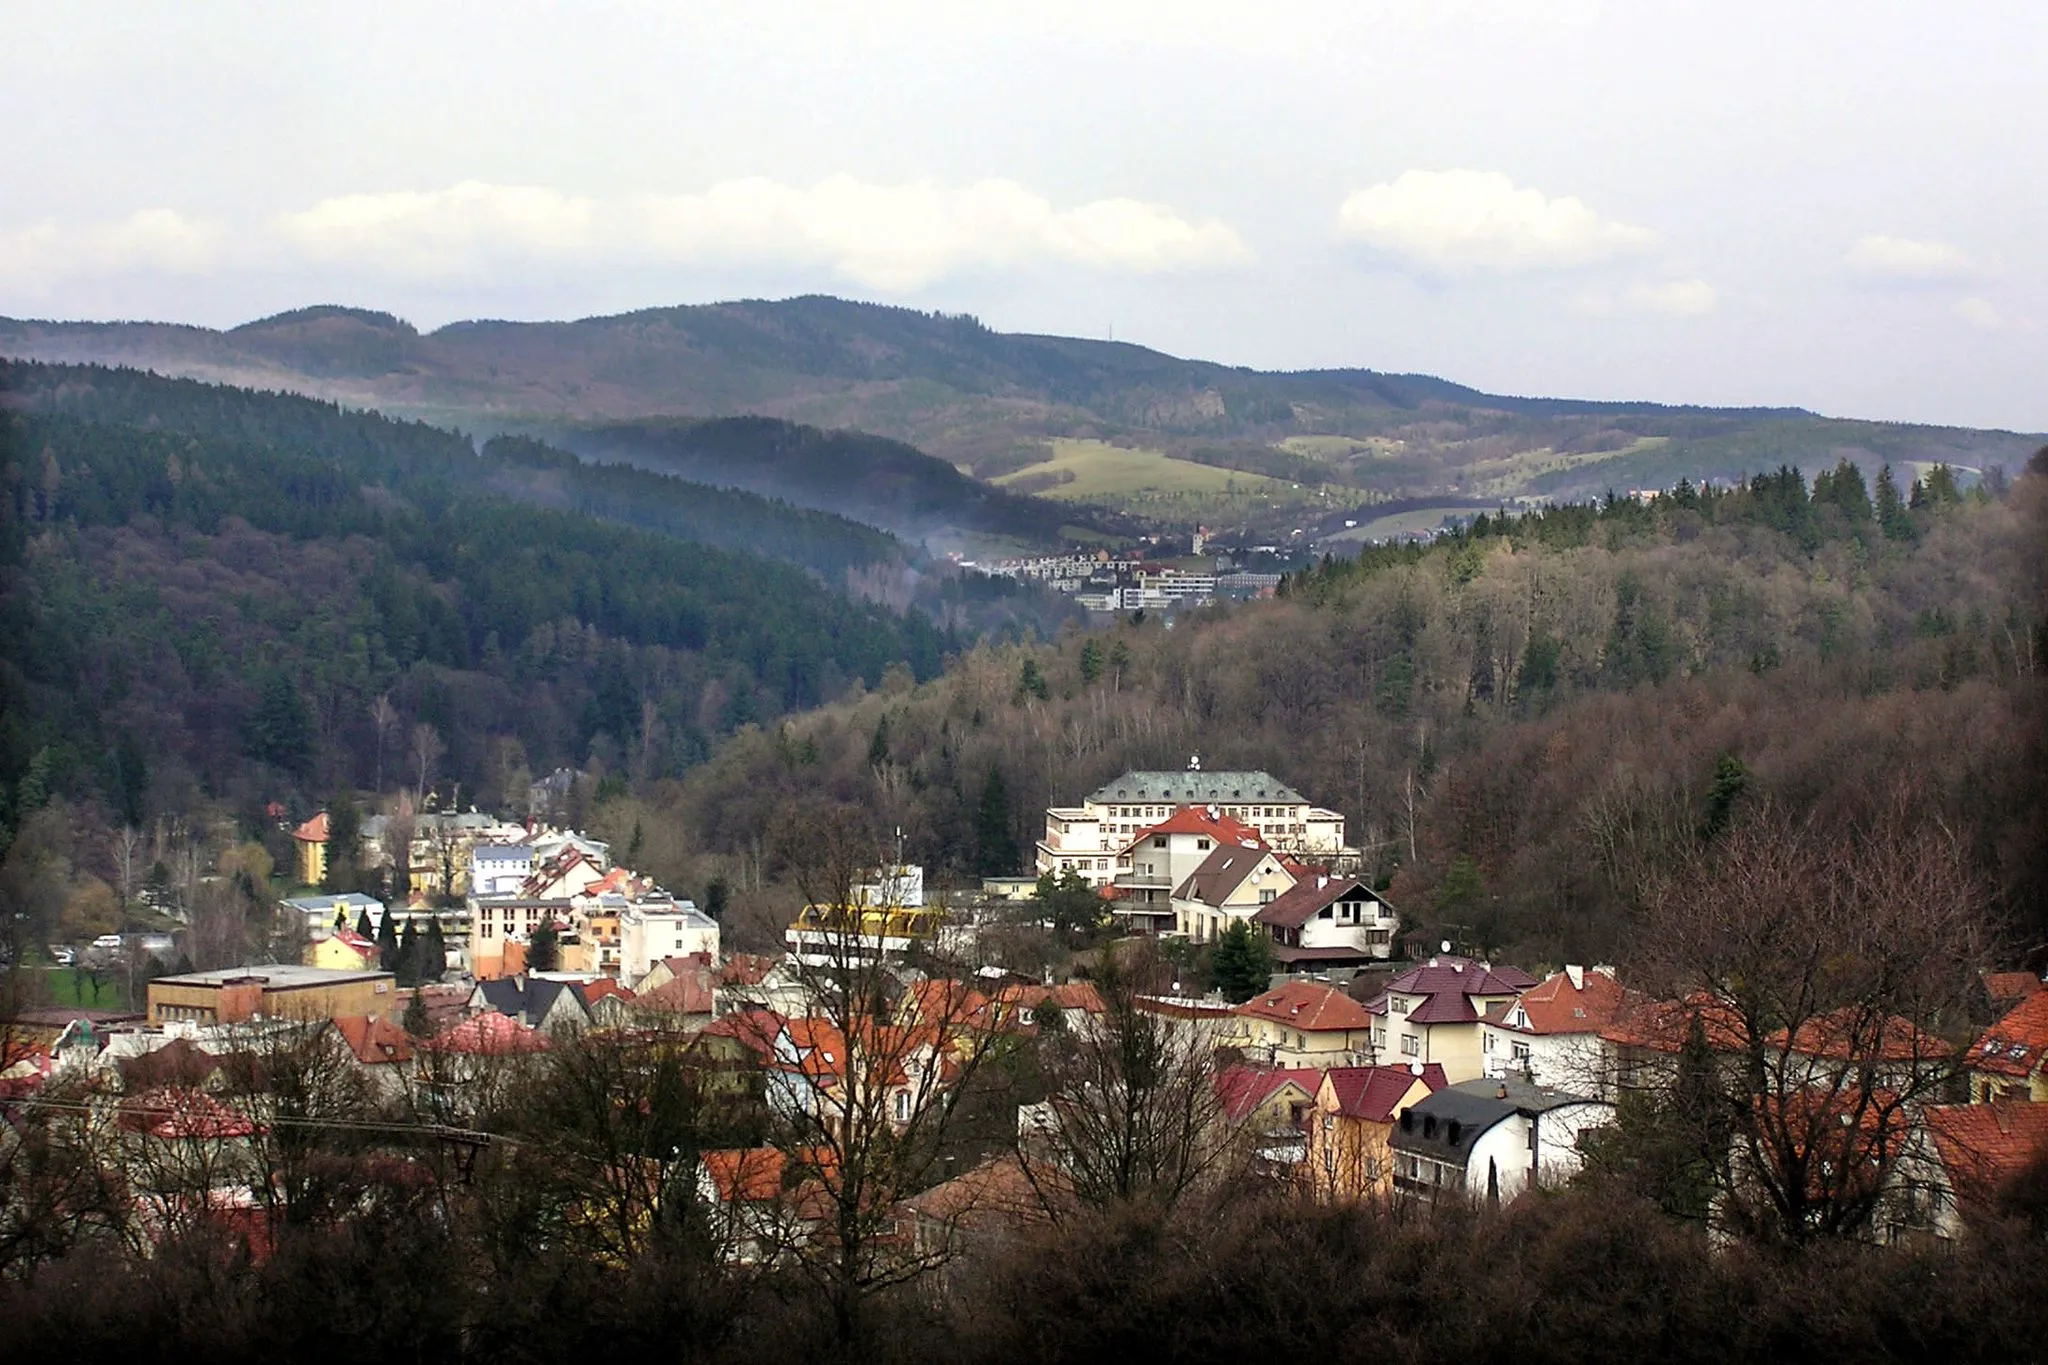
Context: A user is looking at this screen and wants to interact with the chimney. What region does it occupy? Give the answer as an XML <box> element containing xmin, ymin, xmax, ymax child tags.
<box><xmin>1496</xmin><ymin>1083</ymin><xmax>1509</xmax><ymax>1100</ymax></box>
<box><xmin>1565</xmin><ymin>964</ymin><xmax>1585</xmax><ymax>991</ymax></box>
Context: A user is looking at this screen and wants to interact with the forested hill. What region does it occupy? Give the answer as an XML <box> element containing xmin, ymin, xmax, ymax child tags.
<box><xmin>0</xmin><ymin>363</ymin><xmax>959</xmax><ymax>828</ymax></box>
<box><xmin>656</xmin><ymin>453</ymin><xmax>2047</xmax><ymax>962</ymax></box>
<box><xmin>0</xmin><ymin>361</ymin><xmax>902</xmax><ymax>582</ymax></box>
<box><xmin>3</xmin><ymin>297</ymin><xmax>2037</xmax><ymax>508</ymax></box>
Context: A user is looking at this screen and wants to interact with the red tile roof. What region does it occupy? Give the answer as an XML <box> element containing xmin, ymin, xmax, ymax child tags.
<box><xmin>1121</xmin><ymin>806</ymin><xmax>1268</xmax><ymax>856</ymax></box>
<box><xmin>119</xmin><ymin>1087</ymin><xmax>259</xmax><ymax>1139</ymax></box>
<box><xmin>1215</xmin><ymin>1065</ymin><xmax>1325</xmax><ymax>1123</ymax></box>
<box><xmin>424</xmin><ymin>1012</ymin><xmax>549</xmax><ymax>1055</ymax></box>
<box><xmin>1485</xmin><ymin>968</ymin><xmax>1627</xmax><ymax>1037</ymax></box>
<box><xmin>1322</xmin><ymin>1063</ymin><xmax>1447</xmax><ymax>1121</ymax></box>
<box><xmin>635</xmin><ymin>972</ymin><xmax>714</xmax><ymax>1016</ymax></box>
<box><xmin>719</xmin><ymin>953</ymin><xmax>781</xmax><ymax>987</ymax></box>
<box><xmin>1967</xmin><ymin>991</ymin><xmax>2048</xmax><ymax>1080</ymax></box>
<box><xmin>1237</xmin><ymin>981</ymin><xmax>1376</xmax><ymax>1034</ymax></box>
<box><xmin>996</xmin><ymin>982</ymin><xmax>1106</xmax><ymax>1017</ymax></box>
<box><xmin>703</xmin><ymin>1006</ymin><xmax>787</xmax><ymax>1055</ymax></box>
<box><xmin>1926</xmin><ymin>1102</ymin><xmax>2048</xmax><ymax>1206</ymax></box>
<box><xmin>292</xmin><ymin>812</ymin><xmax>330</xmax><ymax>844</ymax></box>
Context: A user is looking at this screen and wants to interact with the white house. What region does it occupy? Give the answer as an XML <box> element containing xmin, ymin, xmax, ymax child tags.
<box><xmin>469</xmin><ymin>843</ymin><xmax>533</xmax><ymax>896</ymax></box>
<box><xmin>619</xmin><ymin>897</ymin><xmax>721</xmax><ymax>982</ymax></box>
<box><xmin>1479</xmin><ymin>965</ymin><xmax>1627</xmax><ymax>1091</ymax></box>
<box><xmin>1168</xmin><ymin>843</ymin><xmax>1296</xmax><ymax>943</ymax></box>
<box><xmin>1252</xmin><ymin>873</ymin><xmax>1400</xmax><ymax>968</ymax></box>
<box><xmin>1388</xmin><ymin>1077</ymin><xmax>1614</xmax><ymax>1206</ymax></box>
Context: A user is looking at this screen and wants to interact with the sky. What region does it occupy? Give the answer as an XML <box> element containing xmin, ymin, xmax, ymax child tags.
<box><xmin>4</xmin><ymin>1</ymin><xmax>2044</xmax><ymax>431</ymax></box>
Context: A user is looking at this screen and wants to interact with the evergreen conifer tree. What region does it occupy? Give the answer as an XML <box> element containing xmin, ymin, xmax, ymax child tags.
<box><xmin>975</xmin><ymin>766</ymin><xmax>1016</xmax><ymax>875</ymax></box>
<box><xmin>1210</xmin><ymin>920</ymin><xmax>1276</xmax><ymax>1004</ymax></box>
<box><xmin>396</xmin><ymin>917</ymin><xmax>422</xmax><ymax>986</ymax></box>
<box><xmin>377</xmin><ymin>907</ymin><xmax>401</xmax><ymax>973</ymax></box>
<box><xmin>422</xmin><ymin>914</ymin><xmax>447</xmax><ymax>982</ymax></box>
<box><xmin>402</xmin><ymin>986</ymin><xmax>431</xmax><ymax>1038</ymax></box>
<box><xmin>355</xmin><ymin>905</ymin><xmax>376</xmax><ymax>941</ymax></box>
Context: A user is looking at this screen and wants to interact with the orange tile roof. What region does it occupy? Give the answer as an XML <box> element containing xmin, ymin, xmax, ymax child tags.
<box><xmin>719</xmin><ymin>953</ymin><xmax>781</xmax><ymax>987</ymax></box>
<box><xmin>1486</xmin><ymin>968</ymin><xmax>1627</xmax><ymax>1037</ymax></box>
<box><xmin>1237</xmin><ymin>981</ymin><xmax>1376</xmax><ymax>1034</ymax></box>
<box><xmin>903</xmin><ymin>978</ymin><xmax>996</xmax><ymax>1030</ymax></box>
<box><xmin>1926</xmin><ymin>1102</ymin><xmax>2048</xmax><ymax>1206</ymax></box>
<box><xmin>996</xmin><ymin>981</ymin><xmax>1106</xmax><ymax>1017</ymax></box>
<box><xmin>292</xmin><ymin>812</ymin><xmax>330</xmax><ymax>844</ymax></box>
<box><xmin>703</xmin><ymin>1006</ymin><xmax>787</xmax><ymax>1055</ymax></box>
<box><xmin>1770</xmin><ymin>1008</ymin><xmax>1953</xmax><ymax>1065</ymax></box>
<box><xmin>1983</xmin><ymin>971</ymin><xmax>2045</xmax><ymax>1008</ymax></box>
<box><xmin>119</xmin><ymin>1087</ymin><xmax>259</xmax><ymax>1139</ymax></box>
<box><xmin>701</xmin><ymin>1146</ymin><xmax>838</xmax><ymax>1203</ymax></box>
<box><xmin>1599</xmin><ymin>992</ymin><xmax>1752</xmax><ymax>1054</ymax></box>
<box><xmin>1967</xmin><ymin>991</ymin><xmax>2048</xmax><ymax>1080</ymax></box>
<box><xmin>333</xmin><ymin>1015</ymin><xmax>414</xmax><ymax>1066</ymax></box>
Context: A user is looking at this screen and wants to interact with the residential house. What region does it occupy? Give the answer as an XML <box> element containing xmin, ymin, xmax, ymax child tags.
<box><xmin>1303</xmin><ymin>1062</ymin><xmax>1448</xmax><ymax>1201</ymax></box>
<box><xmin>1365</xmin><ymin>956</ymin><xmax>1539</xmax><ymax>1084</ymax></box>
<box><xmin>698</xmin><ymin>1146</ymin><xmax>835</xmax><ymax>1263</ymax></box>
<box><xmin>415</xmin><ymin>1012</ymin><xmax>548</xmax><ymax>1122</ymax></box>
<box><xmin>1170</xmin><ymin>842</ymin><xmax>1296</xmax><ymax>944</ymax></box>
<box><xmin>1216</xmin><ymin>1065</ymin><xmax>1324</xmax><ymax>1174</ymax></box>
<box><xmin>1115</xmin><ymin>806</ymin><xmax>1271</xmax><ymax>933</ymax></box>
<box><xmin>1914</xmin><ymin>1102</ymin><xmax>2048</xmax><ymax>1239</ymax></box>
<box><xmin>469</xmin><ymin>976</ymin><xmax>597</xmax><ymax>1034</ymax></box>
<box><xmin>1480</xmin><ymin>965</ymin><xmax>1626</xmax><ymax>1090</ymax></box>
<box><xmin>992</xmin><ymin>981</ymin><xmax>1106</xmax><ymax>1035</ymax></box>
<box><xmin>1389</xmin><ymin>1077</ymin><xmax>1614</xmax><ymax>1206</ymax></box>
<box><xmin>329</xmin><ymin>1015</ymin><xmax>415</xmax><ymax>1096</ymax></box>
<box><xmin>632</xmin><ymin>954</ymin><xmax>720</xmax><ymax>1029</ymax></box>
<box><xmin>1035</xmin><ymin>762</ymin><xmax>1355</xmax><ymax>891</ymax></box>
<box><xmin>1597</xmin><ymin>992</ymin><xmax>1752</xmax><ymax>1100</ymax></box>
<box><xmin>1252</xmin><ymin>873</ymin><xmax>1400</xmax><ymax>969</ymax></box>
<box><xmin>1230</xmin><ymin>981</ymin><xmax>1379</xmax><ymax>1066</ymax></box>
<box><xmin>902</xmin><ymin>1153</ymin><xmax>1054</xmax><ymax>1273</ymax></box>
<box><xmin>306</xmin><ymin>929</ymin><xmax>380</xmax><ymax>973</ymax></box>
<box><xmin>1964</xmin><ymin>990</ymin><xmax>2048</xmax><ymax>1103</ymax></box>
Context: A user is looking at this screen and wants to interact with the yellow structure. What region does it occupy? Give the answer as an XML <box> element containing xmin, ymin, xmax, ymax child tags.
<box><xmin>292</xmin><ymin>812</ymin><xmax>330</xmax><ymax>887</ymax></box>
<box><xmin>148</xmin><ymin>965</ymin><xmax>394</xmax><ymax>1025</ymax></box>
<box><xmin>1303</xmin><ymin>1065</ymin><xmax>1443</xmax><ymax>1201</ymax></box>
<box><xmin>306</xmin><ymin>930</ymin><xmax>380</xmax><ymax>973</ymax></box>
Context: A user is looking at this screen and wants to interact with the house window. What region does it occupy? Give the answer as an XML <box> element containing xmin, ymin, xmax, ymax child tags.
<box><xmin>1196</xmin><ymin>838</ymin><xmax>1211</xmax><ymax>851</ymax></box>
<box><xmin>1393</xmin><ymin>997</ymin><xmax>1410</xmax><ymax>1015</ymax></box>
<box><xmin>1260</xmin><ymin>889</ymin><xmax>1276</xmax><ymax>904</ymax></box>
<box><xmin>1401</xmin><ymin>1034</ymin><xmax>1419</xmax><ymax>1056</ymax></box>
<box><xmin>1483</xmin><ymin>1032</ymin><xmax>1494</xmax><ymax>1053</ymax></box>
<box><xmin>1153</xmin><ymin>836</ymin><xmax>1167</xmax><ymax>849</ymax></box>
<box><xmin>1511</xmin><ymin>1043</ymin><xmax>1531</xmax><ymax>1065</ymax></box>
<box><xmin>893</xmin><ymin>1091</ymin><xmax>910</xmax><ymax>1123</ymax></box>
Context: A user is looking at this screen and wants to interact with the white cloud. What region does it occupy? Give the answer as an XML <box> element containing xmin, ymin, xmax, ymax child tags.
<box><xmin>1336</xmin><ymin>169</ymin><xmax>1655</xmax><ymax>275</ymax></box>
<box><xmin>0</xmin><ymin>209</ymin><xmax>222</xmax><ymax>293</ymax></box>
<box><xmin>272</xmin><ymin>177</ymin><xmax>1248</xmax><ymax>289</ymax></box>
<box><xmin>1845</xmin><ymin>234</ymin><xmax>1975</xmax><ymax>282</ymax></box>
<box><xmin>1627</xmin><ymin>278</ymin><xmax>1717</xmax><ymax>317</ymax></box>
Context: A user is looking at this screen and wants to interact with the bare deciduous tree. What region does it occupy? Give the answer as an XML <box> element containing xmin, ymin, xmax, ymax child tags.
<box><xmin>1626</xmin><ymin>797</ymin><xmax>1990</xmax><ymax>1244</ymax></box>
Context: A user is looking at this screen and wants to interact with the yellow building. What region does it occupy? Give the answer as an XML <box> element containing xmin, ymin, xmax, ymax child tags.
<box><xmin>306</xmin><ymin>929</ymin><xmax>381</xmax><ymax>973</ymax></box>
<box><xmin>292</xmin><ymin>812</ymin><xmax>330</xmax><ymax>887</ymax></box>
<box><xmin>1229</xmin><ymin>981</ymin><xmax>1379</xmax><ymax>1066</ymax></box>
<box><xmin>148</xmin><ymin>965</ymin><xmax>395</xmax><ymax>1025</ymax></box>
<box><xmin>1304</xmin><ymin>1064</ymin><xmax>1445</xmax><ymax>1201</ymax></box>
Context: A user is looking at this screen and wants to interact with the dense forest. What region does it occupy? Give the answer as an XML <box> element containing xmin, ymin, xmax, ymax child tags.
<box><xmin>653</xmin><ymin>456</ymin><xmax>2047</xmax><ymax>964</ymax></box>
<box><xmin>0</xmin><ymin>365</ymin><xmax>969</xmax><ymax>849</ymax></box>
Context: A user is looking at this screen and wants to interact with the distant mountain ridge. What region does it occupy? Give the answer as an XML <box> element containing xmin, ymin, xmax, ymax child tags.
<box><xmin>3</xmin><ymin>296</ymin><xmax>2037</xmax><ymax>519</ymax></box>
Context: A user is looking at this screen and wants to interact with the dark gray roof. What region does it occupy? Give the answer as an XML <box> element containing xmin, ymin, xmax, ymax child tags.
<box><xmin>1388</xmin><ymin>1078</ymin><xmax>1600</xmax><ymax>1161</ymax></box>
<box><xmin>1088</xmin><ymin>770</ymin><xmax>1307</xmax><ymax>805</ymax></box>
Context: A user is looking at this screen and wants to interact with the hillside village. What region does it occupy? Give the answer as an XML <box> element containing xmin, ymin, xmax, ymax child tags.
<box><xmin>7</xmin><ymin>760</ymin><xmax>2046</xmax><ymax>1290</ymax></box>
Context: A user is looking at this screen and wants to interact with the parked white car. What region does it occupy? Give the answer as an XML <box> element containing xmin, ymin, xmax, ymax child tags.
<box><xmin>91</xmin><ymin>933</ymin><xmax>125</xmax><ymax>951</ymax></box>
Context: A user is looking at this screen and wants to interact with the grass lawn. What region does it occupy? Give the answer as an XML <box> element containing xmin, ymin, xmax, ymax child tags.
<box><xmin>36</xmin><ymin>966</ymin><xmax>132</xmax><ymax>1009</ymax></box>
<box><xmin>1277</xmin><ymin>435</ymin><xmax>1401</xmax><ymax>460</ymax></box>
<box><xmin>995</xmin><ymin>439</ymin><xmax>1295</xmax><ymax>502</ymax></box>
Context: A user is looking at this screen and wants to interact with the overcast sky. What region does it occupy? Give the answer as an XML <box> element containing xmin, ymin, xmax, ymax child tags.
<box><xmin>5</xmin><ymin>1</ymin><xmax>2043</xmax><ymax>430</ymax></box>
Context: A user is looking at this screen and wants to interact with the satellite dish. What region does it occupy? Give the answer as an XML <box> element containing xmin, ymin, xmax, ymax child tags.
<box><xmin>1441</xmin><ymin>939</ymin><xmax>1452</xmax><ymax>954</ymax></box>
<box><xmin>1409</xmin><ymin>1060</ymin><xmax>1424</xmax><ymax>1076</ymax></box>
